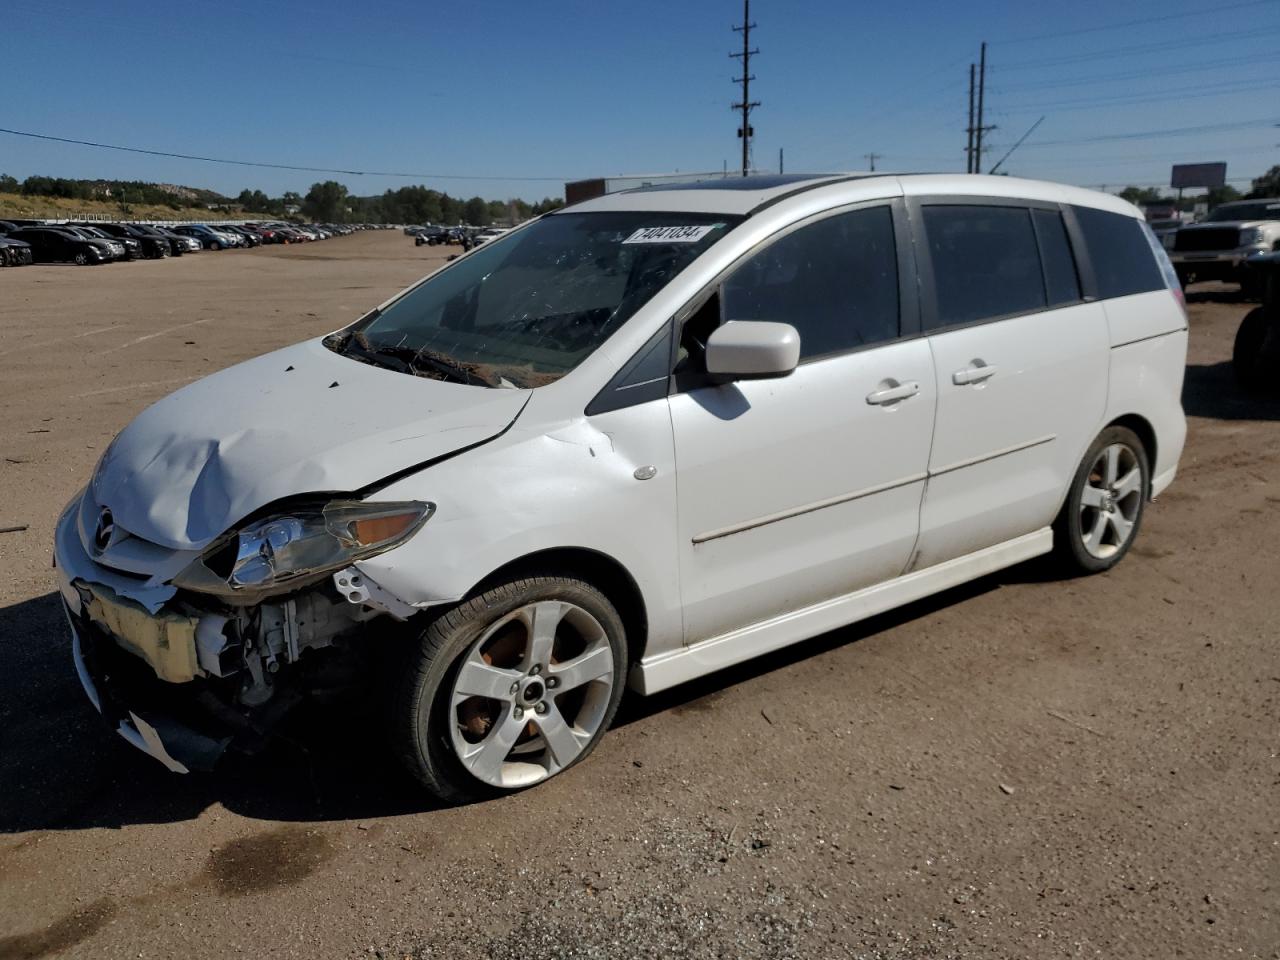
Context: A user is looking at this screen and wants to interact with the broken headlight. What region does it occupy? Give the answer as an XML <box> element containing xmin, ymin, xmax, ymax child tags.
<box><xmin>178</xmin><ymin>500</ymin><xmax>433</xmax><ymax>597</ymax></box>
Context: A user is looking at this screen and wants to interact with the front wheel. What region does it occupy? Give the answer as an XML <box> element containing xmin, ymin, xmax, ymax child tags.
<box><xmin>210</xmin><ymin>241</ymin><xmax>222</xmax><ymax>250</ymax></box>
<box><xmin>392</xmin><ymin>575</ymin><xmax>628</xmax><ymax>804</ymax></box>
<box><xmin>73</xmin><ymin>251</ymin><xmax>89</xmax><ymax>265</ymax></box>
<box><xmin>1053</xmin><ymin>426</ymin><xmax>1149</xmax><ymax>574</ymax></box>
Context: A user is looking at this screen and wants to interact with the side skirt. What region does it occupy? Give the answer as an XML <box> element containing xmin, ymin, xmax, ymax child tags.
<box><xmin>629</xmin><ymin>528</ymin><xmax>1052</xmax><ymax>695</ymax></box>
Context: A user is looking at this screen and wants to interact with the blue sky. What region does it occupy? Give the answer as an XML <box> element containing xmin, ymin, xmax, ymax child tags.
<box><xmin>3</xmin><ymin>0</ymin><xmax>1278</xmax><ymax>201</ymax></box>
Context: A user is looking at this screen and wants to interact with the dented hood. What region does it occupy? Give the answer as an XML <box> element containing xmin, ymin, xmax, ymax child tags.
<box><xmin>92</xmin><ymin>339</ymin><xmax>529</xmax><ymax>551</ymax></box>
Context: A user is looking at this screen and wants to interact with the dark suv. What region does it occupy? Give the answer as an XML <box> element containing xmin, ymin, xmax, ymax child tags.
<box><xmin>7</xmin><ymin>227</ymin><xmax>111</xmax><ymax>264</ymax></box>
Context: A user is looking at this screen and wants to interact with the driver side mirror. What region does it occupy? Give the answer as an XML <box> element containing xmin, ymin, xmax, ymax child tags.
<box><xmin>704</xmin><ymin>320</ymin><xmax>800</xmax><ymax>383</ymax></box>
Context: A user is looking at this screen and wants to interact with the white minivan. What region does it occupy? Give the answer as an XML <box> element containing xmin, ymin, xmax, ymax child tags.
<box><xmin>55</xmin><ymin>174</ymin><xmax>1188</xmax><ymax>801</ymax></box>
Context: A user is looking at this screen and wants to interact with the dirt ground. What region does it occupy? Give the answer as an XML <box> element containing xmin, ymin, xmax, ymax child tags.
<box><xmin>0</xmin><ymin>231</ymin><xmax>1277</xmax><ymax>960</ymax></box>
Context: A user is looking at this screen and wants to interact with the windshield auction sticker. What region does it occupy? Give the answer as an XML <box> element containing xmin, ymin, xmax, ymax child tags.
<box><xmin>622</xmin><ymin>225</ymin><xmax>718</xmax><ymax>244</ymax></box>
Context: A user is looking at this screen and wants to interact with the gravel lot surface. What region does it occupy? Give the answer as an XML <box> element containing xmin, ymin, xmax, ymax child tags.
<box><xmin>1</xmin><ymin>232</ymin><xmax>1277</xmax><ymax>959</ymax></box>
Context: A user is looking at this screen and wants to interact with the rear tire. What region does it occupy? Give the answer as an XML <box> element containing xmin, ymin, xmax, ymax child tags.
<box><xmin>1233</xmin><ymin>307</ymin><xmax>1280</xmax><ymax>395</ymax></box>
<box><xmin>1053</xmin><ymin>426</ymin><xmax>1149</xmax><ymax>574</ymax></box>
<box><xmin>391</xmin><ymin>574</ymin><xmax>628</xmax><ymax>804</ymax></box>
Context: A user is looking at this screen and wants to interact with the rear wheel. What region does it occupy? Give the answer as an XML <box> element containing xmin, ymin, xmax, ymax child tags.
<box><xmin>1053</xmin><ymin>426</ymin><xmax>1149</xmax><ymax>574</ymax></box>
<box><xmin>1233</xmin><ymin>307</ymin><xmax>1280</xmax><ymax>395</ymax></box>
<box><xmin>392</xmin><ymin>575</ymin><xmax>627</xmax><ymax>804</ymax></box>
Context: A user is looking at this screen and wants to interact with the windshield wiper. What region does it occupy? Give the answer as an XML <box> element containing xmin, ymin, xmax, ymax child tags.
<box><xmin>328</xmin><ymin>331</ymin><xmax>414</xmax><ymax>373</ymax></box>
<box><xmin>408</xmin><ymin>346</ymin><xmax>496</xmax><ymax>387</ymax></box>
<box><xmin>327</xmin><ymin>331</ymin><xmax>496</xmax><ymax>387</ymax></box>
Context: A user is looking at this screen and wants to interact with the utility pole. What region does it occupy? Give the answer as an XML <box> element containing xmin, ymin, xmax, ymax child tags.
<box><xmin>864</xmin><ymin>152</ymin><xmax>881</xmax><ymax>172</ymax></box>
<box><xmin>731</xmin><ymin>0</ymin><xmax>759</xmax><ymax>177</ymax></box>
<box><xmin>974</xmin><ymin>41</ymin><xmax>996</xmax><ymax>174</ymax></box>
<box><xmin>966</xmin><ymin>63</ymin><xmax>976</xmax><ymax>173</ymax></box>
<box><xmin>779</xmin><ymin>147</ymin><xmax>784</xmax><ymax>174</ymax></box>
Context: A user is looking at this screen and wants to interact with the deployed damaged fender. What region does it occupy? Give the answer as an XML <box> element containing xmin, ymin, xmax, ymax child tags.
<box><xmin>93</xmin><ymin>339</ymin><xmax>529</xmax><ymax>551</ymax></box>
<box><xmin>358</xmin><ymin>386</ymin><xmax>686</xmax><ymax>657</ymax></box>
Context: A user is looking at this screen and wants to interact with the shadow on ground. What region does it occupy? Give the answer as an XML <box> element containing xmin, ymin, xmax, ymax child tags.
<box><xmin>0</xmin><ymin>560</ymin><xmax>1038</xmax><ymax>833</ymax></box>
<box><xmin>1182</xmin><ymin>360</ymin><xmax>1280</xmax><ymax>422</ymax></box>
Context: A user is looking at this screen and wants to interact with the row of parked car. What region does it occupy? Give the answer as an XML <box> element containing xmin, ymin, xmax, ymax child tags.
<box><xmin>0</xmin><ymin>219</ymin><xmax>374</xmax><ymax>266</ymax></box>
<box><xmin>405</xmin><ymin>224</ymin><xmax>512</xmax><ymax>248</ymax></box>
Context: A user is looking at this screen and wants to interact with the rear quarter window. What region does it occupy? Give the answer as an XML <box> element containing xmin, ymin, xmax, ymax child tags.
<box><xmin>1072</xmin><ymin>206</ymin><xmax>1165</xmax><ymax>299</ymax></box>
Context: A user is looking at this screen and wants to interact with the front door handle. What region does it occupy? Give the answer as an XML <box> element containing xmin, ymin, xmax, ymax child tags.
<box><xmin>866</xmin><ymin>381</ymin><xmax>920</xmax><ymax>406</ymax></box>
<box><xmin>952</xmin><ymin>363</ymin><xmax>998</xmax><ymax>386</ymax></box>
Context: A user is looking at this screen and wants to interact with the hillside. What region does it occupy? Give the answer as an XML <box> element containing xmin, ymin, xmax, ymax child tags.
<box><xmin>0</xmin><ymin>191</ymin><xmax>250</xmax><ymax>223</ymax></box>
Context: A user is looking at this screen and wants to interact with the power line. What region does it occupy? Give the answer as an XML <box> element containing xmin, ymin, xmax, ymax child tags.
<box><xmin>989</xmin><ymin>0</ymin><xmax>1277</xmax><ymax>44</ymax></box>
<box><xmin>0</xmin><ymin>126</ymin><xmax>570</xmax><ymax>182</ymax></box>
<box><xmin>999</xmin><ymin>79</ymin><xmax>1280</xmax><ymax>114</ymax></box>
<box><xmin>988</xmin><ymin>116</ymin><xmax>1044</xmax><ymax>175</ymax></box>
<box><xmin>996</xmin><ymin>25</ymin><xmax>1280</xmax><ymax>71</ymax></box>
<box><xmin>730</xmin><ymin>0</ymin><xmax>760</xmax><ymax>177</ymax></box>
<box><xmin>1012</xmin><ymin>117</ymin><xmax>1280</xmax><ymax>148</ymax></box>
<box><xmin>993</xmin><ymin>53</ymin><xmax>1276</xmax><ymax>93</ymax></box>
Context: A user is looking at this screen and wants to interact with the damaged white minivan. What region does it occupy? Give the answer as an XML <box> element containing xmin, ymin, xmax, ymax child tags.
<box><xmin>55</xmin><ymin>174</ymin><xmax>1188</xmax><ymax>802</ymax></box>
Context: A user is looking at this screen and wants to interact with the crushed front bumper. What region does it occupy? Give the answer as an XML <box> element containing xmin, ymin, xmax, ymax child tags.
<box><xmin>55</xmin><ymin>495</ymin><xmax>236</xmax><ymax>773</ymax></box>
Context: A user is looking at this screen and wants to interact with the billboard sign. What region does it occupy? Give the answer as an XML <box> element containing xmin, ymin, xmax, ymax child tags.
<box><xmin>1171</xmin><ymin>162</ymin><xmax>1227</xmax><ymax>190</ymax></box>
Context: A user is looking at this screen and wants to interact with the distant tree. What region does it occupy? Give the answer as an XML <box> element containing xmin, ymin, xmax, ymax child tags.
<box><xmin>463</xmin><ymin>196</ymin><xmax>491</xmax><ymax>226</ymax></box>
<box><xmin>237</xmin><ymin>188</ymin><xmax>273</xmax><ymax>212</ymax></box>
<box><xmin>302</xmin><ymin>181</ymin><xmax>349</xmax><ymax>221</ymax></box>
<box><xmin>0</xmin><ymin>174</ymin><xmax>17</xmax><ymax>193</ymax></box>
<box><xmin>1118</xmin><ymin>186</ymin><xmax>1167</xmax><ymax>206</ymax></box>
<box><xmin>531</xmin><ymin>197</ymin><xmax>564</xmax><ymax>216</ymax></box>
<box><xmin>1247</xmin><ymin>165</ymin><xmax>1280</xmax><ymax>199</ymax></box>
<box><xmin>1204</xmin><ymin>184</ymin><xmax>1241</xmax><ymax>207</ymax></box>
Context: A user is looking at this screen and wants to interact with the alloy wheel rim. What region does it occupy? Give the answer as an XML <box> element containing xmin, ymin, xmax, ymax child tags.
<box><xmin>448</xmin><ymin>600</ymin><xmax>614</xmax><ymax>789</ymax></box>
<box><xmin>1079</xmin><ymin>443</ymin><xmax>1142</xmax><ymax>559</ymax></box>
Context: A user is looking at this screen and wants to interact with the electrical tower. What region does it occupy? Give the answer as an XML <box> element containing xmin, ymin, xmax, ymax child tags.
<box><xmin>965</xmin><ymin>43</ymin><xmax>996</xmax><ymax>173</ymax></box>
<box><xmin>731</xmin><ymin>0</ymin><xmax>759</xmax><ymax>178</ymax></box>
<box><xmin>864</xmin><ymin>152</ymin><xmax>881</xmax><ymax>172</ymax></box>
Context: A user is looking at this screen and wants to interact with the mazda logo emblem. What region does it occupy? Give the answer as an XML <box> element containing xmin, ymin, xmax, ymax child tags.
<box><xmin>94</xmin><ymin>508</ymin><xmax>114</xmax><ymax>553</ymax></box>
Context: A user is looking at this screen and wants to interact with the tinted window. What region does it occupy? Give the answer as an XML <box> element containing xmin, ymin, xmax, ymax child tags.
<box><xmin>1032</xmin><ymin>208</ymin><xmax>1081</xmax><ymax>306</ymax></box>
<box><xmin>1206</xmin><ymin>201</ymin><xmax>1280</xmax><ymax>222</ymax></box>
<box><xmin>923</xmin><ymin>205</ymin><xmax>1045</xmax><ymax>328</ymax></box>
<box><xmin>1072</xmin><ymin>206</ymin><xmax>1165</xmax><ymax>299</ymax></box>
<box><xmin>722</xmin><ymin>205</ymin><xmax>899</xmax><ymax>359</ymax></box>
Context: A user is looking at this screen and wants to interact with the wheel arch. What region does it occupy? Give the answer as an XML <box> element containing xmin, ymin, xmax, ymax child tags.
<box><xmin>464</xmin><ymin>546</ymin><xmax>650</xmax><ymax>665</ymax></box>
<box><xmin>1105</xmin><ymin>412</ymin><xmax>1157</xmax><ymax>495</ymax></box>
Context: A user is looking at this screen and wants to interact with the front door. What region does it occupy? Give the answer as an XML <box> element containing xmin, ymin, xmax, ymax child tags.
<box><xmin>668</xmin><ymin>201</ymin><xmax>937</xmax><ymax>643</ymax></box>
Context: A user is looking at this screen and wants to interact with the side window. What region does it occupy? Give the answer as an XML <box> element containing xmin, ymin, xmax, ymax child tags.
<box><xmin>1072</xmin><ymin>205</ymin><xmax>1165</xmax><ymax>299</ymax></box>
<box><xmin>922</xmin><ymin>205</ymin><xmax>1045</xmax><ymax>328</ymax></box>
<box><xmin>1032</xmin><ymin>208</ymin><xmax>1082</xmax><ymax>306</ymax></box>
<box><xmin>721</xmin><ymin>205</ymin><xmax>900</xmax><ymax>360</ymax></box>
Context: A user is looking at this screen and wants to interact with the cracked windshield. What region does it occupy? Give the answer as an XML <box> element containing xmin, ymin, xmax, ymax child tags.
<box><xmin>327</xmin><ymin>211</ymin><xmax>739</xmax><ymax>388</ymax></box>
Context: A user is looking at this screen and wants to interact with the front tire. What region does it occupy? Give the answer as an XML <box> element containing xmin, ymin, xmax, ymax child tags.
<box><xmin>73</xmin><ymin>252</ymin><xmax>89</xmax><ymax>265</ymax></box>
<box><xmin>392</xmin><ymin>575</ymin><xmax>628</xmax><ymax>804</ymax></box>
<box><xmin>1053</xmin><ymin>426</ymin><xmax>1149</xmax><ymax>574</ymax></box>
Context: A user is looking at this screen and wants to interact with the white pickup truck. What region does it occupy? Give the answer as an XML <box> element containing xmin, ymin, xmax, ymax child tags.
<box><xmin>1170</xmin><ymin>198</ymin><xmax>1280</xmax><ymax>296</ymax></box>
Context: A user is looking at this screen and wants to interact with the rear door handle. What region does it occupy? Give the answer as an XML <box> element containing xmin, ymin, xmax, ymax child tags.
<box><xmin>866</xmin><ymin>381</ymin><xmax>920</xmax><ymax>406</ymax></box>
<box><xmin>952</xmin><ymin>364</ymin><xmax>998</xmax><ymax>385</ymax></box>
